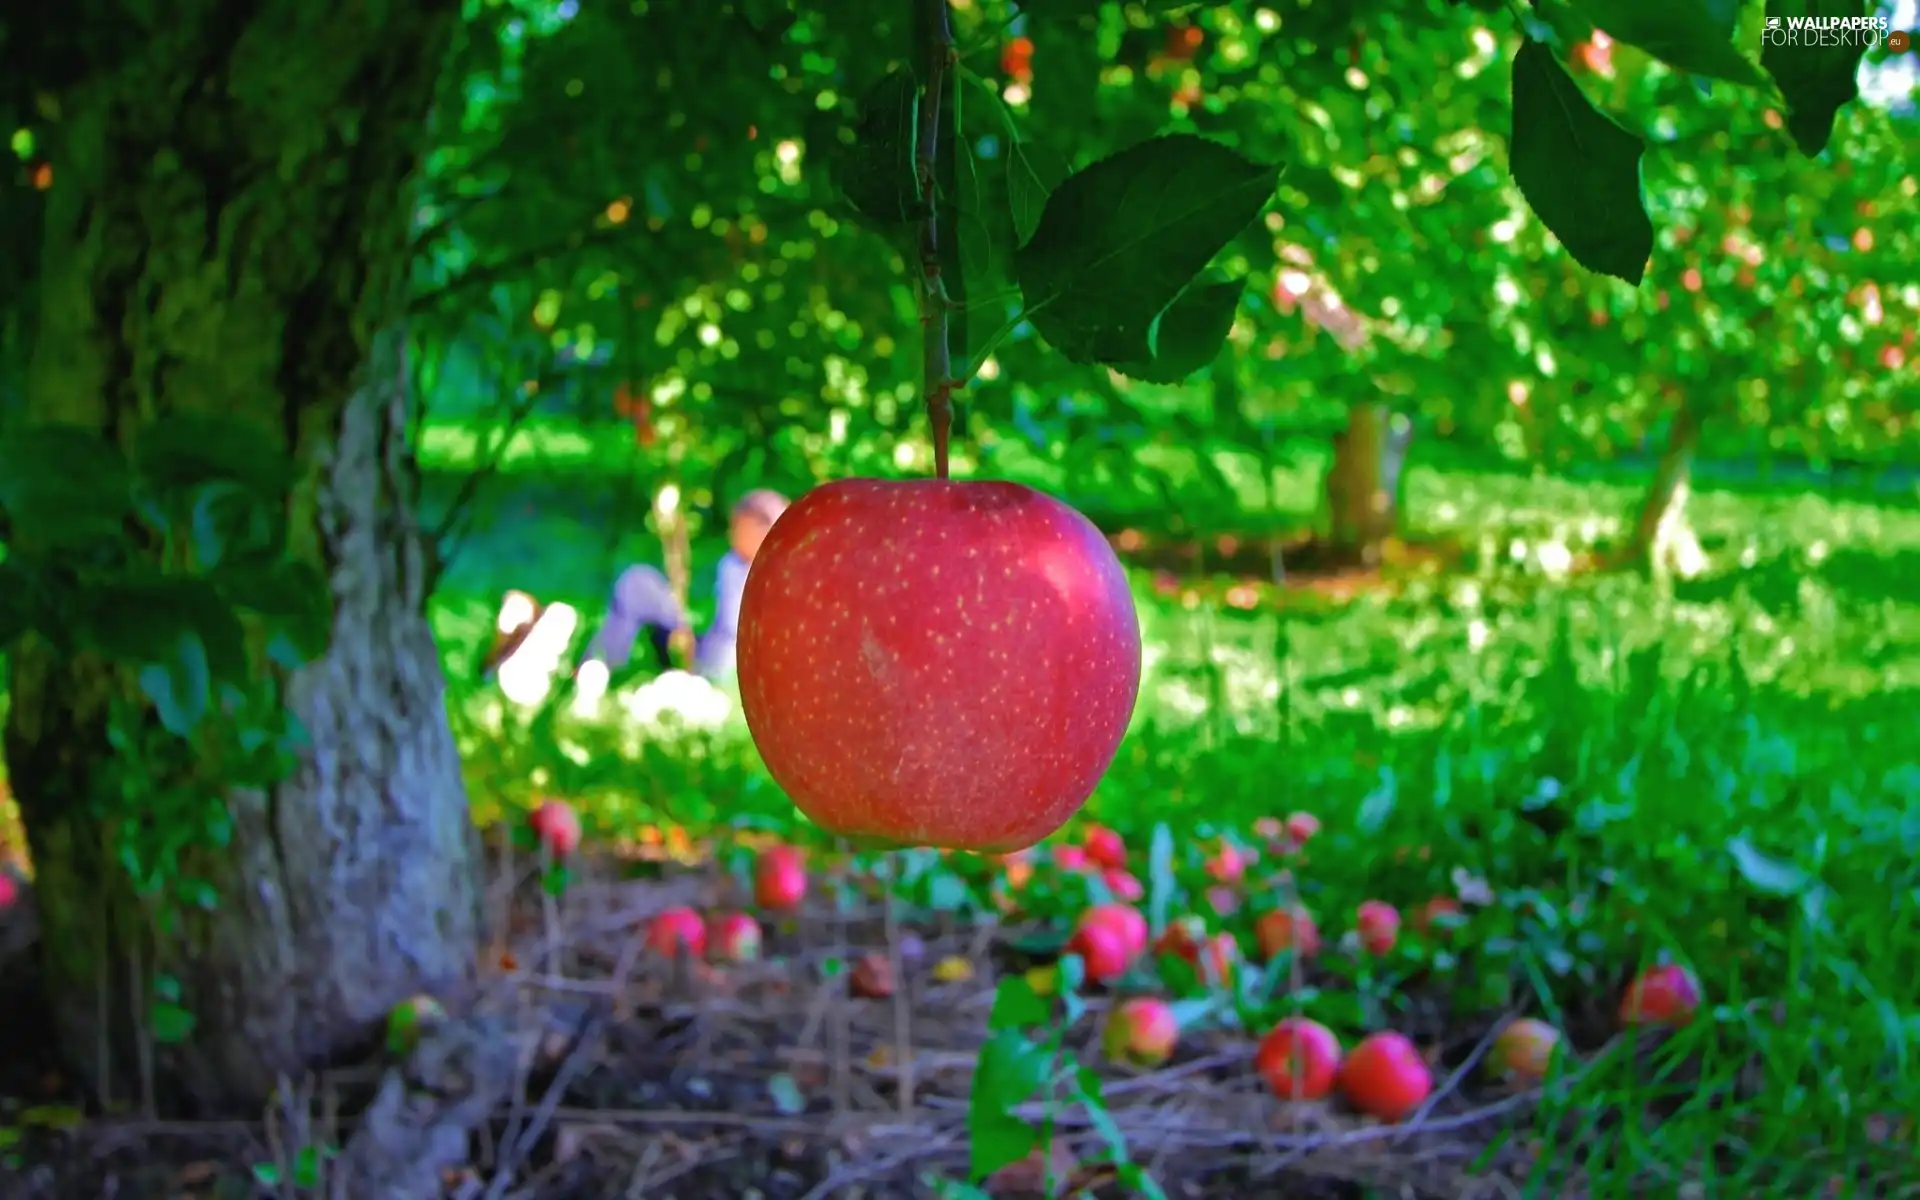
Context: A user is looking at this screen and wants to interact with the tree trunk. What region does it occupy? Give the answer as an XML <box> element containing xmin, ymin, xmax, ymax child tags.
<box><xmin>1324</xmin><ymin>401</ymin><xmax>1414</xmax><ymax>565</ymax></box>
<box><xmin>5</xmin><ymin>0</ymin><xmax>482</xmax><ymax>1117</ymax></box>
<box><xmin>1628</xmin><ymin>402</ymin><xmax>1706</xmax><ymax>577</ymax></box>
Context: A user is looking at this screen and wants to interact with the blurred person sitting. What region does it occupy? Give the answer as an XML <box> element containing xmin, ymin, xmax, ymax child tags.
<box><xmin>583</xmin><ymin>488</ymin><xmax>790</xmax><ymax>682</ymax></box>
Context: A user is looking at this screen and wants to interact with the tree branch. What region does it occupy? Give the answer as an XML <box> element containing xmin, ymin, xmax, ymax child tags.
<box><xmin>915</xmin><ymin>0</ymin><xmax>956</xmax><ymax>480</ymax></box>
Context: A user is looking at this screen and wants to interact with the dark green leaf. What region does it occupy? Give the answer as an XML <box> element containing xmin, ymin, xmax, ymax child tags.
<box><xmin>1110</xmin><ymin>278</ymin><xmax>1246</xmax><ymax>384</ymax></box>
<box><xmin>1761</xmin><ymin>0</ymin><xmax>1876</xmax><ymax>155</ymax></box>
<box><xmin>968</xmin><ymin>1030</ymin><xmax>1049</xmax><ymax>1178</ymax></box>
<box><xmin>211</xmin><ymin>559</ymin><xmax>333</xmax><ymax>665</ymax></box>
<box><xmin>83</xmin><ymin>574</ymin><xmax>250</xmax><ymax>688</ymax></box>
<box><xmin>541</xmin><ymin>864</ymin><xmax>571</xmax><ymax>896</ymax></box>
<box><xmin>0</xmin><ymin>424</ymin><xmax>134</xmax><ymax>550</ymax></box>
<box><xmin>1014</xmin><ymin>134</ymin><xmax>1279</xmax><ymax>365</ymax></box>
<box><xmin>1508</xmin><ymin>40</ymin><xmax>1654</xmax><ymax>284</ymax></box>
<box><xmin>0</xmin><ymin>559</ymin><xmax>38</xmax><ymax>646</ymax></box>
<box><xmin>190</xmin><ymin>482</ymin><xmax>285</xmax><ymax>570</ymax></box>
<box><xmin>131</xmin><ymin>413</ymin><xmax>295</xmax><ymax>500</ymax></box>
<box><xmin>968</xmin><ymin>1109</ymin><xmax>1039</xmax><ymax>1182</ymax></box>
<box><xmin>149</xmin><ymin>1001</ymin><xmax>196</xmax><ymax>1044</ymax></box>
<box><xmin>138</xmin><ymin>634</ymin><xmax>213</xmax><ymax>736</ymax></box>
<box><xmin>1569</xmin><ymin>0</ymin><xmax>1769</xmax><ymax>85</ymax></box>
<box><xmin>840</xmin><ymin>71</ymin><xmax>923</xmax><ymax>225</ymax></box>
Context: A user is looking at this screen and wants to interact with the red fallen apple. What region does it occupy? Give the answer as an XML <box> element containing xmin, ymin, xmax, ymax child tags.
<box><xmin>529</xmin><ymin>799</ymin><xmax>581</xmax><ymax>856</ymax></box>
<box><xmin>1339</xmin><ymin>1031</ymin><xmax>1433</xmax><ymax>1122</ymax></box>
<box><xmin>1103</xmin><ymin>868</ymin><xmax>1144</xmax><ymax>903</ymax></box>
<box><xmin>647</xmin><ymin>907</ymin><xmax>708</xmax><ymax>958</ymax></box>
<box><xmin>1080</xmin><ymin>903</ymin><xmax>1149</xmax><ymax>958</ymax></box>
<box><xmin>1195</xmin><ymin>932</ymin><xmax>1240</xmax><ymax>986</ymax></box>
<box><xmin>1068</xmin><ymin>919</ymin><xmax>1133</xmax><ymax>984</ymax></box>
<box><xmin>1053</xmin><ymin>844</ymin><xmax>1091</xmax><ymax>873</ymax></box>
<box><xmin>1284</xmin><ymin>811</ymin><xmax>1321</xmax><ymax>845</ymax></box>
<box><xmin>1619</xmin><ymin>963</ymin><xmax>1702</xmax><ymax>1027</ymax></box>
<box><xmin>1103</xmin><ymin>996</ymin><xmax>1178</xmax><ymax>1066</ymax></box>
<box><xmin>1255</xmin><ymin>1017</ymin><xmax>1342</xmax><ymax>1100</ymax></box>
<box><xmin>1204</xmin><ymin>843</ymin><xmax>1247</xmax><ymax>885</ymax></box>
<box><xmin>0</xmin><ymin>872</ymin><xmax>17</xmax><ymax>909</ymax></box>
<box><xmin>737</xmin><ymin>479</ymin><xmax>1143</xmax><ymax>853</ymax></box>
<box><xmin>1082</xmin><ymin>824</ymin><xmax>1127</xmax><ymax>870</ymax></box>
<box><xmin>1355</xmin><ymin>900</ymin><xmax>1401</xmax><ymax>956</ymax></box>
<box><xmin>1491</xmin><ymin>1017</ymin><xmax>1563</xmax><ymax>1083</ymax></box>
<box><xmin>754</xmin><ymin>845</ymin><xmax>808</xmax><ymax>911</ymax></box>
<box><xmin>1255</xmin><ymin>906</ymin><xmax>1321</xmax><ymax>960</ymax></box>
<box><xmin>1412</xmin><ymin>896</ymin><xmax>1464</xmax><ymax>938</ymax></box>
<box><xmin>850</xmin><ymin>952</ymin><xmax>896</xmax><ymax>999</ymax></box>
<box><xmin>708</xmin><ymin>912</ymin><xmax>763</xmax><ymax>963</ymax></box>
<box><xmin>1154</xmin><ymin>913</ymin><xmax>1208</xmax><ymax>962</ymax></box>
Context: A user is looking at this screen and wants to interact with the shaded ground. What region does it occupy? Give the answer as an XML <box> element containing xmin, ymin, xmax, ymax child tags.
<box><xmin>3</xmin><ymin>842</ymin><xmax>1909</xmax><ymax>1200</ymax></box>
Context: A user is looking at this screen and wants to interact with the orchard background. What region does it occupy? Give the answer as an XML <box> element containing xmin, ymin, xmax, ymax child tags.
<box><xmin>0</xmin><ymin>0</ymin><xmax>1917</xmax><ymax>1196</ymax></box>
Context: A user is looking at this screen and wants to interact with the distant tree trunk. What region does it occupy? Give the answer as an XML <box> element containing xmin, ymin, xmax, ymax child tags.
<box><xmin>1324</xmin><ymin>401</ymin><xmax>1414</xmax><ymax>565</ymax></box>
<box><xmin>1627</xmin><ymin>401</ymin><xmax>1704</xmax><ymax>574</ymax></box>
<box><xmin>4</xmin><ymin>0</ymin><xmax>486</xmax><ymax>1122</ymax></box>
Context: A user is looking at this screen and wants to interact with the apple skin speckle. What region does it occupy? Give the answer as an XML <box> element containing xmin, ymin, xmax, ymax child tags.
<box><xmin>736</xmin><ymin>477</ymin><xmax>1144</xmax><ymax>853</ymax></box>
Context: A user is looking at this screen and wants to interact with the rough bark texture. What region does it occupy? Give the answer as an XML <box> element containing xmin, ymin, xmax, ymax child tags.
<box><xmin>4</xmin><ymin>0</ymin><xmax>481</xmax><ymax>1115</ymax></box>
<box><xmin>1324</xmin><ymin>402</ymin><xmax>1415</xmax><ymax>565</ymax></box>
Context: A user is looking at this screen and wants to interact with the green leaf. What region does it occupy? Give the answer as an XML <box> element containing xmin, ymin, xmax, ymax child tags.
<box><xmin>150</xmin><ymin>1001</ymin><xmax>196</xmax><ymax>1044</ymax></box>
<box><xmin>0</xmin><ymin>423</ymin><xmax>135</xmax><ymax>550</ymax></box>
<box><xmin>1569</xmin><ymin>0</ymin><xmax>1769</xmax><ymax>85</ymax></box>
<box><xmin>840</xmin><ymin>70</ymin><xmax>923</xmax><ymax>226</ymax></box>
<box><xmin>541</xmin><ymin>864</ymin><xmax>571</xmax><ymax>897</ymax></box>
<box><xmin>292</xmin><ymin>1145</ymin><xmax>323</xmax><ymax>1189</ymax></box>
<box><xmin>1761</xmin><ymin>0</ymin><xmax>1875</xmax><ymax>155</ymax></box>
<box><xmin>1508</xmin><ymin>39</ymin><xmax>1654</xmax><ymax>285</ymax></box>
<box><xmin>131</xmin><ymin>413</ymin><xmax>294</xmax><ymax>500</ymax></box>
<box><xmin>1727</xmin><ymin>836</ymin><xmax>1810</xmax><ymax>895</ymax></box>
<box><xmin>1014</xmin><ymin>134</ymin><xmax>1279</xmax><ymax>365</ymax></box>
<box><xmin>189</xmin><ymin>482</ymin><xmax>285</xmax><ymax>570</ymax></box>
<box><xmin>1147</xmin><ymin>822</ymin><xmax>1175</xmax><ymax>936</ymax></box>
<box><xmin>968</xmin><ymin>1030</ymin><xmax>1049</xmax><ymax>1179</ymax></box>
<box><xmin>988</xmin><ymin>975</ymin><xmax>1052</xmax><ymax>1030</ymax></box>
<box><xmin>211</xmin><ymin>559</ymin><xmax>333</xmax><ymax>665</ymax></box>
<box><xmin>83</xmin><ymin>574</ymin><xmax>250</xmax><ymax>687</ymax></box>
<box><xmin>1110</xmin><ymin>277</ymin><xmax>1246</xmax><ymax>384</ymax></box>
<box><xmin>136</xmin><ymin>638</ymin><xmax>211</xmax><ymax>735</ymax></box>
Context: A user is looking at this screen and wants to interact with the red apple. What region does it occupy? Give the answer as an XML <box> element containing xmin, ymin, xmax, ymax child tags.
<box><xmin>1068</xmin><ymin>918</ymin><xmax>1133</xmax><ymax>983</ymax></box>
<box><xmin>1255</xmin><ymin>1017</ymin><xmax>1342</xmax><ymax>1100</ymax></box>
<box><xmin>1080</xmin><ymin>903</ymin><xmax>1149</xmax><ymax>958</ymax></box>
<box><xmin>1195</xmin><ymin>932</ymin><xmax>1240</xmax><ymax>986</ymax></box>
<box><xmin>0</xmin><ymin>873</ymin><xmax>17</xmax><ymax>909</ymax></box>
<box><xmin>1339</xmin><ymin>1031</ymin><xmax>1433</xmax><ymax>1122</ymax></box>
<box><xmin>1103</xmin><ymin>867</ymin><xmax>1144</xmax><ymax>903</ymax></box>
<box><xmin>1204</xmin><ymin>843</ymin><xmax>1247</xmax><ymax>885</ymax></box>
<box><xmin>647</xmin><ymin>907</ymin><xmax>708</xmax><ymax>958</ymax></box>
<box><xmin>1103</xmin><ymin>996</ymin><xmax>1178</xmax><ymax>1066</ymax></box>
<box><xmin>737</xmin><ymin>479</ymin><xmax>1143</xmax><ymax>853</ymax></box>
<box><xmin>754</xmin><ymin>845</ymin><xmax>808</xmax><ymax>911</ymax></box>
<box><xmin>850</xmin><ymin>952</ymin><xmax>896</xmax><ymax>998</ymax></box>
<box><xmin>1619</xmin><ymin>963</ymin><xmax>1701</xmax><ymax>1027</ymax></box>
<box><xmin>1284</xmin><ymin>811</ymin><xmax>1321</xmax><ymax>845</ymax></box>
<box><xmin>529</xmin><ymin>799</ymin><xmax>581</xmax><ymax>856</ymax></box>
<box><xmin>1053</xmin><ymin>844</ymin><xmax>1091</xmax><ymax>873</ymax></box>
<box><xmin>1355</xmin><ymin>901</ymin><xmax>1401</xmax><ymax>956</ymax></box>
<box><xmin>1255</xmin><ymin>906</ymin><xmax>1321</xmax><ymax>960</ymax></box>
<box><xmin>1082</xmin><ymin>824</ymin><xmax>1127</xmax><ymax>870</ymax></box>
<box><xmin>1154</xmin><ymin>913</ymin><xmax>1208</xmax><ymax>963</ymax></box>
<box><xmin>708</xmin><ymin>912</ymin><xmax>763</xmax><ymax>963</ymax></box>
<box><xmin>1491</xmin><ymin>1017</ymin><xmax>1563</xmax><ymax>1083</ymax></box>
<box><xmin>1164</xmin><ymin>23</ymin><xmax>1203</xmax><ymax>61</ymax></box>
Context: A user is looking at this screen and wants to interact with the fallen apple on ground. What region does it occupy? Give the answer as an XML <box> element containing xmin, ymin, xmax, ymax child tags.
<box><xmin>1069</xmin><ymin>918</ymin><xmax>1134</xmax><ymax>983</ymax></box>
<box><xmin>1412</xmin><ymin>896</ymin><xmax>1464</xmax><ymax>938</ymax></box>
<box><xmin>754</xmin><ymin>845</ymin><xmax>808</xmax><ymax>911</ymax></box>
<box><xmin>1103</xmin><ymin>868</ymin><xmax>1145</xmax><ymax>903</ymax></box>
<box><xmin>1082</xmin><ymin>824</ymin><xmax>1127</xmax><ymax>869</ymax></box>
<box><xmin>708</xmin><ymin>912</ymin><xmax>763</xmax><ymax>963</ymax></box>
<box><xmin>1619</xmin><ymin>963</ymin><xmax>1702</xmax><ymax>1027</ymax></box>
<box><xmin>736</xmin><ymin>478</ymin><xmax>1143</xmax><ymax>853</ymax></box>
<box><xmin>1255</xmin><ymin>1017</ymin><xmax>1342</xmax><ymax>1100</ymax></box>
<box><xmin>1154</xmin><ymin>914</ymin><xmax>1209</xmax><ymax>963</ymax></box>
<box><xmin>1079</xmin><ymin>902</ymin><xmax>1149</xmax><ymax>958</ymax></box>
<box><xmin>1103</xmin><ymin>997</ymin><xmax>1179</xmax><ymax>1067</ymax></box>
<box><xmin>850</xmin><ymin>953</ymin><xmax>896</xmax><ymax>999</ymax></box>
<box><xmin>1255</xmin><ymin>906</ymin><xmax>1321</xmax><ymax>960</ymax></box>
<box><xmin>1355</xmin><ymin>900</ymin><xmax>1401</xmax><ymax>956</ymax></box>
<box><xmin>1491</xmin><ymin>1017</ymin><xmax>1563</xmax><ymax>1083</ymax></box>
<box><xmin>647</xmin><ymin>907</ymin><xmax>708</xmax><ymax>958</ymax></box>
<box><xmin>1339</xmin><ymin>1031</ymin><xmax>1433</xmax><ymax>1122</ymax></box>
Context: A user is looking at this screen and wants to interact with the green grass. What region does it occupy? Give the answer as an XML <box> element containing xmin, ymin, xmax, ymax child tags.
<box><xmin>431</xmin><ymin>416</ymin><xmax>1920</xmax><ymax>1194</ymax></box>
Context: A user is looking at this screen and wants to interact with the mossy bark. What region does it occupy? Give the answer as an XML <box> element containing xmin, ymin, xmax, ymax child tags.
<box><xmin>4</xmin><ymin>0</ymin><xmax>474</xmax><ymax>1113</ymax></box>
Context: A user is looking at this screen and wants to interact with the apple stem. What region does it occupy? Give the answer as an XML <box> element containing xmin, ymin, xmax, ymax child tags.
<box><xmin>914</xmin><ymin>0</ymin><xmax>956</xmax><ymax>480</ymax></box>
